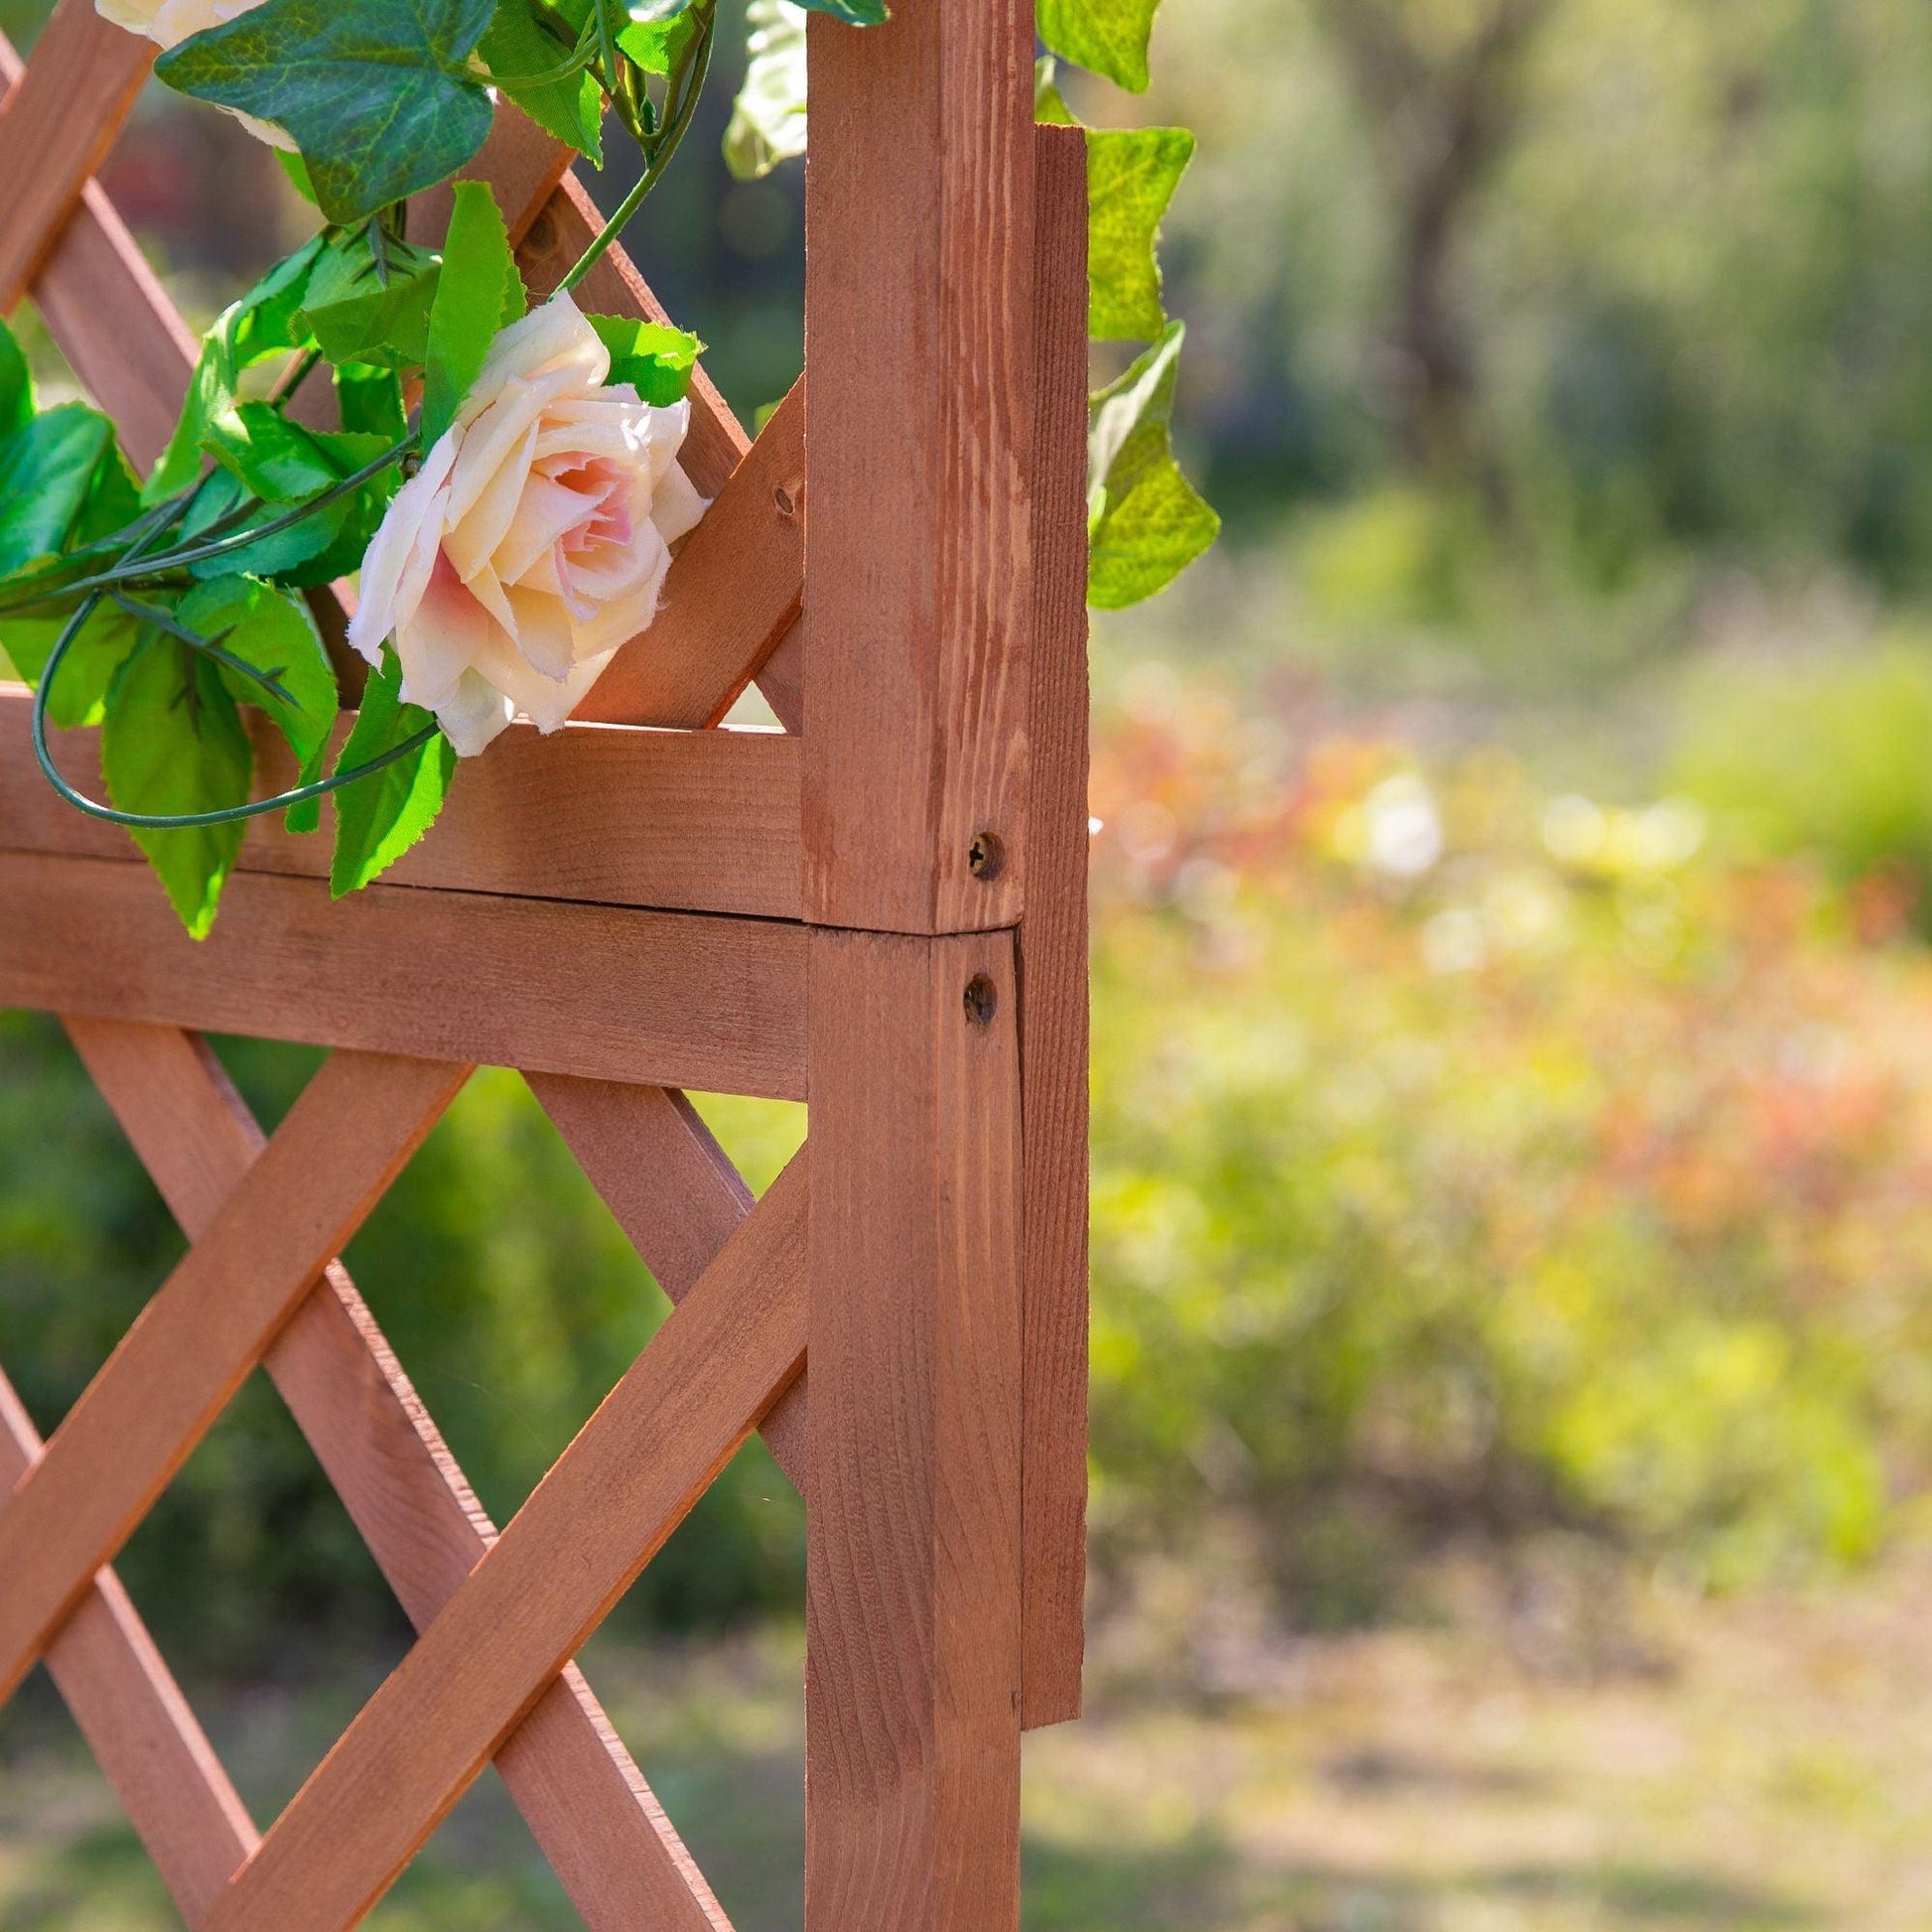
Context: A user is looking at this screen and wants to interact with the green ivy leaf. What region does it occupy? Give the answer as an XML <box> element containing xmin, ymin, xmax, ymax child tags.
<box><xmin>1087</xmin><ymin>320</ymin><xmax>1218</xmax><ymax>609</ymax></box>
<box><xmin>1035</xmin><ymin>56</ymin><xmax>1078</xmax><ymax>127</ymax></box>
<box><xmin>145</xmin><ymin>236</ymin><xmax>326</xmax><ymax>506</ymax></box>
<box><xmin>1039</xmin><ymin>0</ymin><xmax>1161</xmax><ymax>92</ymax></box>
<box><xmin>587</xmin><ymin>315</ymin><xmax>703</xmax><ymax>404</ymax></box>
<box><xmin>725</xmin><ymin>0</ymin><xmax>806</xmax><ymax>179</ymax></box>
<box><xmin>422</xmin><ymin>182</ymin><xmax>524</xmax><ymax>451</ymax></box>
<box><xmin>176</xmin><ymin>575</ymin><xmax>340</xmax><ymax>772</ymax></box>
<box><xmin>0</xmin><ymin>315</ymin><xmax>31</xmax><ymax>441</ymax></box>
<box><xmin>0</xmin><ymin>406</ymin><xmax>115</xmax><ymax>579</ymax></box>
<box><xmin>295</xmin><ymin>225</ymin><xmax>442</xmax><ymax>369</ymax></box>
<box><xmin>101</xmin><ymin>632</ymin><xmax>254</xmax><ymax>939</ymax></box>
<box><xmin>478</xmin><ymin>0</ymin><xmax>602</xmax><ymax>162</ymax></box>
<box><xmin>0</xmin><ymin>601</ymin><xmax>145</xmax><ymax>730</ymax></box>
<box><xmin>336</xmin><ymin>362</ymin><xmax>408</xmax><ymax>442</ymax></box>
<box><xmin>1088</xmin><ymin>125</ymin><xmax>1192</xmax><ymax>343</ymax></box>
<box><xmin>330</xmin><ymin>650</ymin><xmax>457</xmax><ymax>896</ymax></box>
<box><xmin>155</xmin><ymin>0</ymin><xmax>497</xmax><ymax>225</ymax></box>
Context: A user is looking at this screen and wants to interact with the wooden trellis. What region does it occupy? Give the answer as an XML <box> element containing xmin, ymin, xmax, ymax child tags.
<box><xmin>0</xmin><ymin>1</ymin><xmax>1090</xmax><ymax>1925</ymax></box>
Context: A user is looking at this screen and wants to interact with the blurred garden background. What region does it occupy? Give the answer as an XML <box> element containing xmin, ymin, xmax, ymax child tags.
<box><xmin>11</xmin><ymin>0</ymin><xmax>1932</xmax><ymax>1925</ymax></box>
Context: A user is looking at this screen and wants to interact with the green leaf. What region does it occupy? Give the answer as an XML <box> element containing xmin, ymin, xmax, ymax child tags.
<box><xmin>725</xmin><ymin>0</ymin><xmax>807</xmax><ymax>181</ymax></box>
<box><xmin>176</xmin><ymin>574</ymin><xmax>339</xmax><ymax>769</ymax></box>
<box><xmin>0</xmin><ymin>601</ymin><xmax>144</xmax><ymax>730</ymax></box>
<box><xmin>202</xmin><ymin>403</ymin><xmax>390</xmax><ymax>505</ymax></box>
<box><xmin>1088</xmin><ymin>125</ymin><xmax>1192</xmax><ymax>343</ymax></box>
<box><xmin>619</xmin><ymin>4</ymin><xmax>699</xmax><ymax>75</ymax></box>
<box><xmin>1039</xmin><ymin>0</ymin><xmax>1160</xmax><ymax>92</ymax></box>
<box><xmin>1087</xmin><ymin>320</ymin><xmax>1218</xmax><ymax>609</ymax></box>
<box><xmin>478</xmin><ymin>0</ymin><xmax>602</xmax><ymax>162</ymax></box>
<box><xmin>586</xmin><ymin>315</ymin><xmax>703</xmax><ymax>404</ymax></box>
<box><xmin>422</xmin><ymin>182</ymin><xmax>523</xmax><ymax>451</ymax></box>
<box><xmin>330</xmin><ymin>651</ymin><xmax>457</xmax><ymax>896</ymax></box>
<box><xmin>155</xmin><ymin>0</ymin><xmax>497</xmax><ymax>225</ymax></box>
<box><xmin>0</xmin><ymin>315</ymin><xmax>31</xmax><ymax>441</ymax></box>
<box><xmin>101</xmin><ymin>632</ymin><xmax>254</xmax><ymax>939</ymax></box>
<box><xmin>1035</xmin><ymin>56</ymin><xmax>1078</xmax><ymax>126</ymax></box>
<box><xmin>276</xmin><ymin>148</ymin><xmax>320</xmax><ymax>205</ymax></box>
<box><xmin>145</xmin><ymin>236</ymin><xmax>327</xmax><ymax>505</ymax></box>
<box><xmin>295</xmin><ymin>224</ymin><xmax>442</xmax><ymax>369</ymax></box>
<box><xmin>336</xmin><ymin>362</ymin><xmax>408</xmax><ymax>441</ymax></box>
<box><xmin>0</xmin><ymin>406</ymin><xmax>114</xmax><ymax>578</ymax></box>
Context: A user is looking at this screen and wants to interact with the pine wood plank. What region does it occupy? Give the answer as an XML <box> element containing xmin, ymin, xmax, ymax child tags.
<box><xmin>1020</xmin><ymin>121</ymin><xmax>1092</xmax><ymax>1731</ymax></box>
<box><xmin>805</xmin><ymin>928</ymin><xmax>1026</xmax><ymax>1930</ymax></box>
<box><xmin>0</xmin><ymin>1050</ymin><xmax>466</xmax><ymax>1708</ymax></box>
<box><xmin>66</xmin><ymin>1017</ymin><xmax>734</xmax><ymax>1932</ymax></box>
<box><xmin>802</xmin><ymin>0</ymin><xmax>1035</xmax><ymax>933</ymax></box>
<box><xmin>0</xmin><ymin>0</ymin><xmax>152</xmax><ymax>313</ymax></box>
<box><xmin>572</xmin><ymin>383</ymin><xmax>805</xmax><ymax>732</ymax></box>
<box><xmin>4</xmin><ymin>693</ymin><xmax>803</xmax><ymax>920</ymax></box>
<box><xmin>198</xmin><ymin>1158</ymin><xmax>810</xmax><ymax>1932</ymax></box>
<box><xmin>530</xmin><ymin>1072</ymin><xmax>806</xmax><ymax>1488</ymax></box>
<box><xmin>0</xmin><ymin>1364</ymin><xmax>258</xmax><ymax>1922</ymax></box>
<box><xmin>0</xmin><ymin>851</ymin><xmax>810</xmax><ymax>1099</ymax></box>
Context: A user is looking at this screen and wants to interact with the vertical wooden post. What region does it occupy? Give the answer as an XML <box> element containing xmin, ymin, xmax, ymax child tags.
<box><xmin>804</xmin><ymin>0</ymin><xmax>1036</xmax><ymax>1923</ymax></box>
<box><xmin>801</xmin><ymin>0</ymin><xmax>1035</xmax><ymax>936</ymax></box>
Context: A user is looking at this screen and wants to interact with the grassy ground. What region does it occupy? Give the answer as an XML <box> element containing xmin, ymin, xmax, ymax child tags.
<box><xmin>8</xmin><ymin>1558</ymin><xmax>1932</xmax><ymax>1930</ymax></box>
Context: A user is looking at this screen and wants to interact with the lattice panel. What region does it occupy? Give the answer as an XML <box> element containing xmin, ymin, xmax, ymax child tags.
<box><xmin>0</xmin><ymin>1</ymin><xmax>1088</xmax><ymax>1924</ymax></box>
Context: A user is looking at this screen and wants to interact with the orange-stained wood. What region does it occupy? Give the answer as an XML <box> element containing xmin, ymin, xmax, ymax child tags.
<box><xmin>4</xmin><ymin>693</ymin><xmax>804</xmax><ymax>921</ymax></box>
<box><xmin>1020</xmin><ymin>120</ymin><xmax>1092</xmax><ymax>1731</ymax></box>
<box><xmin>801</xmin><ymin>0</ymin><xmax>1035</xmax><ymax>933</ymax></box>
<box><xmin>0</xmin><ymin>851</ymin><xmax>810</xmax><ymax>1100</ymax></box>
<box><xmin>66</xmin><ymin>1017</ymin><xmax>735</xmax><ymax>1932</ymax></box>
<box><xmin>0</xmin><ymin>1051</ymin><xmax>467</xmax><ymax>1707</ymax></box>
<box><xmin>0</xmin><ymin>0</ymin><xmax>151</xmax><ymax>311</ymax></box>
<box><xmin>805</xmin><ymin>929</ymin><xmax>1026</xmax><ymax>1930</ymax></box>
<box><xmin>531</xmin><ymin>1072</ymin><xmax>806</xmax><ymax>1488</ymax></box>
<box><xmin>572</xmin><ymin>384</ymin><xmax>805</xmax><ymax>732</ymax></box>
<box><xmin>0</xmin><ymin>1364</ymin><xmax>258</xmax><ymax>1922</ymax></box>
<box><xmin>198</xmin><ymin>1159</ymin><xmax>810</xmax><ymax>1932</ymax></box>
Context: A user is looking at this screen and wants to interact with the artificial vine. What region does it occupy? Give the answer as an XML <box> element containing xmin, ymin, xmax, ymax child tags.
<box><xmin>0</xmin><ymin>0</ymin><xmax>1210</xmax><ymax>938</ymax></box>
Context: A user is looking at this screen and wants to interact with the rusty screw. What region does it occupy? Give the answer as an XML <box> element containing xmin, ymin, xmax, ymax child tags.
<box><xmin>968</xmin><ymin>830</ymin><xmax>1005</xmax><ymax>882</ymax></box>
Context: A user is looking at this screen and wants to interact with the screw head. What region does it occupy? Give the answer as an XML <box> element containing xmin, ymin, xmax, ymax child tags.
<box><xmin>968</xmin><ymin>830</ymin><xmax>1005</xmax><ymax>882</ymax></box>
<box><xmin>963</xmin><ymin>975</ymin><xmax>999</xmax><ymax>1027</ymax></box>
<box><xmin>773</xmin><ymin>484</ymin><xmax>797</xmax><ymax>518</ymax></box>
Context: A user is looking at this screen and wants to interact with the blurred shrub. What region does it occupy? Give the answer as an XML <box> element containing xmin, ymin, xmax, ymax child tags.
<box><xmin>1671</xmin><ymin>639</ymin><xmax>1932</xmax><ymax>923</ymax></box>
<box><xmin>1087</xmin><ymin>670</ymin><xmax>1932</xmax><ymax>1621</ymax></box>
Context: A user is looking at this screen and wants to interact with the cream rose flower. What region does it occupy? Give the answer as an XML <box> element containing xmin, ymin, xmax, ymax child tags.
<box><xmin>346</xmin><ymin>294</ymin><xmax>705</xmax><ymax>757</ymax></box>
<box><xmin>94</xmin><ymin>0</ymin><xmax>296</xmax><ymax>149</ymax></box>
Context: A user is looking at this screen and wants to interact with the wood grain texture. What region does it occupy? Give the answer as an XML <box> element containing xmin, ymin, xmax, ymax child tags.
<box><xmin>572</xmin><ymin>384</ymin><xmax>805</xmax><ymax>732</ymax></box>
<box><xmin>0</xmin><ymin>1363</ymin><xmax>258</xmax><ymax>1922</ymax></box>
<box><xmin>0</xmin><ymin>851</ymin><xmax>810</xmax><ymax>1099</ymax></box>
<box><xmin>1020</xmin><ymin>121</ymin><xmax>1092</xmax><ymax>1731</ymax></box>
<box><xmin>199</xmin><ymin>1158</ymin><xmax>810</xmax><ymax>1932</ymax></box>
<box><xmin>802</xmin><ymin>0</ymin><xmax>1035</xmax><ymax>933</ymax></box>
<box><xmin>0</xmin><ymin>0</ymin><xmax>152</xmax><ymax>311</ymax></box>
<box><xmin>0</xmin><ymin>1051</ymin><xmax>465</xmax><ymax>1708</ymax></box>
<box><xmin>406</xmin><ymin>97</ymin><xmax>576</xmax><ymax>254</ymax></box>
<box><xmin>66</xmin><ymin>1017</ymin><xmax>734</xmax><ymax>1932</ymax></box>
<box><xmin>805</xmin><ymin>930</ymin><xmax>1026</xmax><ymax>1930</ymax></box>
<box><xmin>531</xmin><ymin>1072</ymin><xmax>806</xmax><ymax>1489</ymax></box>
<box><xmin>4</xmin><ymin>692</ymin><xmax>803</xmax><ymax>920</ymax></box>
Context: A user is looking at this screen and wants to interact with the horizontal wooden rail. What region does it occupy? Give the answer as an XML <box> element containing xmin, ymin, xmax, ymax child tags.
<box><xmin>1</xmin><ymin>691</ymin><xmax>803</xmax><ymax>921</ymax></box>
<box><xmin>0</xmin><ymin>852</ymin><xmax>810</xmax><ymax>1099</ymax></box>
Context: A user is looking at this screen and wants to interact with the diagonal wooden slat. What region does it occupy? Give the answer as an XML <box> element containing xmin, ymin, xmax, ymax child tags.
<box><xmin>67</xmin><ymin>1016</ymin><xmax>736</xmax><ymax>1932</ymax></box>
<box><xmin>201</xmin><ymin>1156</ymin><xmax>810</xmax><ymax>1932</ymax></box>
<box><xmin>0</xmin><ymin>1049</ymin><xmax>468</xmax><ymax>1707</ymax></box>
<box><xmin>0</xmin><ymin>1364</ymin><xmax>259</xmax><ymax>1922</ymax></box>
<box><xmin>530</xmin><ymin>1073</ymin><xmax>806</xmax><ymax>1488</ymax></box>
<box><xmin>0</xmin><ymin>0</ymin><xmax>152</xmax><ymax>311</ymax></box>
